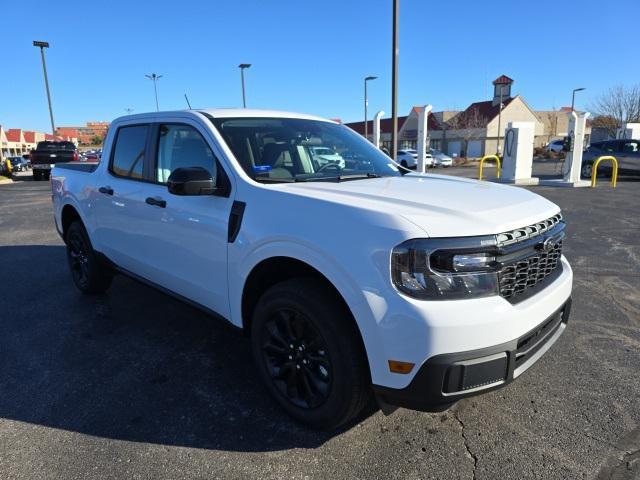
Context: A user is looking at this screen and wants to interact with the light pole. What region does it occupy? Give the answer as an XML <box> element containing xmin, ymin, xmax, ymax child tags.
<box><xmin>571</xmin><ymin>87</ymin><xmax>585</xmax><ymax>112</ymax></box>
<box><xmin>145</xmin><ymin>73</ymin><xmax>162</xmax><ymax>111</ymax></box>
<box><xmin>239</xmin><ymin>64</ymin><xmax>251</xmax><ymax>108</ymax></box>
<box><xmin>364</xmin><ymin>76</ymin><xmax>377</xmax><ymax>141</ymax></box>
<box><xmin>496</xmin><ymin>87</ymin><xmax>504</xmax><ymax>155</ymax></box>
<box><xmin>391</xmin><ymin>0</ymin><xmax>399</xmax><ymax>160</ymax></box>
<box><xmin>33</xmin><ymin>41</ymin><xmax>56</xmax><ymax>135</ymax></box>
<box><xmin>125</xmin><ymin>108</ymin><xmax>134</xmax><ymax>114</ymax></box>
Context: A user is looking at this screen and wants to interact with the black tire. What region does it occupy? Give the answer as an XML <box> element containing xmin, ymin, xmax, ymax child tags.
<box><xmin>400</xmin><ymin>160</ymin><xmax>408</xmax><ymax>168</ymax></box>
<box><xmin>65</xmin><ymin>221</ymin><xmax>113</xmax><ymax>294</ymax></box>
<box><xmin>32</xmin><ymin>171</ymin><xmax>40</xmax><ymax>181</ymax></box>
<box><xmin>251</xmin><ymin>278</ymin><xmax>371</xmax><ymax>430</ymax></box>
<box><xmin>581</xmin><ymin>162</ymin><xmax>593</xmax><ymax>179</ymax></box>
<box><xmin>43</xmin><ymin>171</ymin><xmax>50</xmax><ymax>181</ymax></box>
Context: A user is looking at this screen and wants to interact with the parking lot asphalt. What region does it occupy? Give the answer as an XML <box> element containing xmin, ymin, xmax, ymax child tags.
<box><xmin>1</xmin><ymin>166</ymin><xmax>639</xmax><ymax>480</ymax></box>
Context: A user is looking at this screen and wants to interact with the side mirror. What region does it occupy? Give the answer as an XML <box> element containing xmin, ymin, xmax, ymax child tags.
<box><xmin>167</xmin><ymin>167</ymin><xmax>215</xmax><ymax>195</ymax></box>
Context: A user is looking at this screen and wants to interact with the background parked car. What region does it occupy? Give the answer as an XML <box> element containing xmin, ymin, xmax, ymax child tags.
<box><xmin>546</xmin><ymin>139</ymin><xmax>565</xmax><ymax>153</ymax></box>
<box><xmin>396</xmin><ymin>149</ymin><xmax>434</xmax><ymax>169</ymax></box>
<box><xmin>581</xmin><ymin>139</ymin><xmax>640</xmax><ymax>178</ymax></box>
<box><xmin>9</xmin><ymin>157</ymin><xmax>30</xmax><ymax>172</ymax></box>
<box><xmin>430</xmin><ymin>148</ymin><xmax>453</xmax><ymax>167</ymax></box>
<box><xmin>308</xmin><ymin>146</ymin><xmax>345</xmax><ymax>168</ymax></box>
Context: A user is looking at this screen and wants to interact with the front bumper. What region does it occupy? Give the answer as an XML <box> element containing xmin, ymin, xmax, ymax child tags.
<box><xmin>374</xmin><ymin>298</ymin><xmax>571</xmax><ymax>411</ymax></box>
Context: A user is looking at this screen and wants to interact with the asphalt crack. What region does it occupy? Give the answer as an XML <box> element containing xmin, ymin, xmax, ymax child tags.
<box><xmin>453</xmin><ymin>408</ymin><xmax>478</xmax><ymax>480</ymax></box>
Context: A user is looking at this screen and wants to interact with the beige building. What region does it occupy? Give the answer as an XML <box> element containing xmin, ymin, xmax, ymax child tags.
<box><xmin>430</xmin><ymin>76</ymin><xmax>544</xmax><ymax>158</ymax></box>
<box><xmin>346</xmin><ymin>75</ymin><xmax>591</xmax><ymax>158</ymax></box>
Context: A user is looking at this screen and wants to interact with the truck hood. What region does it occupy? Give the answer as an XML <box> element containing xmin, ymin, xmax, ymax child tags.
<box><xmin>284</xmin><ymin>174</ymin><xmax>560</xmax><ymax>237</ymax></box>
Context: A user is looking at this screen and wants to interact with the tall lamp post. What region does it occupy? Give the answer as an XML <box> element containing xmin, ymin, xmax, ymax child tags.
<box><xmin>239</xmin><ymin>63</ymin><xmax>251</xmax><ymax>108</ymax></box>
<box><xmin>496</xmin><ymin>87</ymin><xmax>504</xmax><ymax>155</ymax></box>
<box><xmin>391</xmin><ymin>0</ymin><xmax>399</xmax><ymax>160</ymax></box>
<box><xmin>33</xmin><ymin>41</ymin><xmax>56</xmax><ymax>135</ymax></box>
<box><xmin>364</xmin><ymin>76</ymin><xmax>378</xmax><ymax>141</ymax></box>
<box><xmin>145</xmin><ymin>73</ymin><xmax>163</xmax><ymax>111</ymax></box>
<box><xmin>571</xmin><ymin>87</ymin><xmax>585</xmax><ymax>112</ymax></box>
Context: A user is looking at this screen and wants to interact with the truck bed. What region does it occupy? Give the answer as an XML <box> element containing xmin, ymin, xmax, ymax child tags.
<box><xmin>54</xmin><ymin>162</ymin><xmax>100</xmax><ymax>173</ymax></box>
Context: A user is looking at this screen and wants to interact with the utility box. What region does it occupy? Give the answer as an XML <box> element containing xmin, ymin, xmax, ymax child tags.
<box><xmin>499</xmin><ymin>121</ymin><xmax>538</xmax><ymax>185</ymax></box>
<box><xmin>617</xmin><ymin>122</ymin><xmax>640</xmax><ymax>140</ymax></box>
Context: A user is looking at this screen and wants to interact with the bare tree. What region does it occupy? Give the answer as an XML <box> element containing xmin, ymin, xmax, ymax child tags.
<box><xmin>589</xmin><ymin>85</ymin><xmax>640</xmax><ymax>137</ymax></box>
<box><xmin>445</xmin><ymin>107</ymin><xmax>488</xmax><ymax>157</ymax></box>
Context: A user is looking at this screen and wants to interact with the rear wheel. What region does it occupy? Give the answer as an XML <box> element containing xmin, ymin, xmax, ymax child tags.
<box><xmin>32</xmin><ymin>171</ymin><xmax>41</xmax><ymax>181</ymax></box>
<box><xmin>65</xmin><ymin>221</ymin><xmax>113</xmax><ymax>294</ymax></box>
<box><xmin>251</xmin><ymin>278</ymin><xmax>371</xmax><ymax>430</ymax></box>
<box><xmin>400</xmin><ymin>160</ymin><xmax>408</xmax><ymax>168</ymax></box>
<box><xmin>581</xmin><ymin>162</ymin><xmax>593</xmax><ymax>179</ymax></box>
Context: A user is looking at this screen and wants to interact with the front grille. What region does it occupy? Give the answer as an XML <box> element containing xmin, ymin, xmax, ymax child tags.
<box><xmin>497</xmin><ymin>213</ymin><xmax>563</xmax><ymax>246</ymax></box>
<box><xmin>497</xmin><ymin>214</ymin><xmax>564</xmax><ymax>303</ymax></box>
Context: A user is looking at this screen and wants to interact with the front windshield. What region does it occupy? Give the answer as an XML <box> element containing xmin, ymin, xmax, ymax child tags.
<box><xmin>209</xmin><ymin>117</ymin><xmax>401</xmax><ymax>182</ymax></box>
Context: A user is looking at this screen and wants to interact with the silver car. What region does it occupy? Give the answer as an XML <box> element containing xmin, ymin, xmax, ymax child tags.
<box><xmin>582</xmin><ymin>139</ymin><xmax>640</xmax><ymax>178</ymax></box>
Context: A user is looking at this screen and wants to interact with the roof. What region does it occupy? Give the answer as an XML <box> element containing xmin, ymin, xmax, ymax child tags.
<box><xmin>453</xmin><ymin>97</ymin><xmax>516</xmax><ymax>126</ymax></box>
<box><xmin>6</xmin><ymin>129</ymin><xmax>23</xmax><ymax>142</ymax></box>
<box><xmin>493</xmin><ymin>75</ymin><xmax>514</xmax><ymax>85</ymax></box>
<box><xmin>346</xmin><ymin>116</ymin><xmax>409</xmax><ymax>135</ymax></box>
<box><xmin>345</xmin><ymin>111</ymin><xmax>441</xmax><ymax>135</ymax></box>
<box><xmin>115</xmin><ymin>109</ymin><xmax>335</xmax><ymax>124</ymax></box>
<box><xmin>24</xmin><ymin>131</ymin><xmax>36</xmax><ymax>143</ymax></box>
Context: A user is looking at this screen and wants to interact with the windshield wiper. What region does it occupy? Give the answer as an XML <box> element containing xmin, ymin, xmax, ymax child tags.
<box><xmin>253</xmin><ymin>176</ymin><xmax>297</xmax><ymax>183</ymax></box>
<box><xmin>297</xmin><ymin>173</ymin><xmax>383</xmax><ymax>183</ymax></box>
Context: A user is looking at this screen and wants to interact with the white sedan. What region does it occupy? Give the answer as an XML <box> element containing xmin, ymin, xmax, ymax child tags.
<box><xmin>396</xmin><ymin>149</ymin><xmax>433</xmax><ymax>169</ymax></box>
<box><xmin>430</xmin><ymin>149</ymin><xmax>453</xmax><ymax>167</ymax></box>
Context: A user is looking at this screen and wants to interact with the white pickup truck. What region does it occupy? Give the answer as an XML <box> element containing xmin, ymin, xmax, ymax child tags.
<box><xmin>51</xmin><ymin>109</ymin><xmax>572</xmax><ymax>429</ymax></box>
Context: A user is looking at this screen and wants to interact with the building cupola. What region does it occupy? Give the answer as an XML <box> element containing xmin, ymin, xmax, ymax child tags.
<box><xmin>492</xmin><ymin>75</ymin><xmax>514</xmax><ymax>106</ymax></box>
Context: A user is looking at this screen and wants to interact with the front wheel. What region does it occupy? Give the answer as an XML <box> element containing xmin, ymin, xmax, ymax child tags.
<box><xmin>65</xmin><ymin>221</ymin><xmax>113</xmax><ymax>294</ymax></box>
<box><xmin>251</xmin><ymin>278</ymin><xmax>371</xmax><ymax>430</ymax></box>
<box><xmin>581</xmin><ymin>162</ymin><xmax>593</xmax><ymax>179</ymax></box>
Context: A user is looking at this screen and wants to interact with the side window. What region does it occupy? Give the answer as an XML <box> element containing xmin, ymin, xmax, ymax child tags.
<box><xmin>156</xmin><ymin>124</ymin><xmax>217</xmax><ymax>183</ymax></box>
<box><xmin>111</xmin><ymin>125</ymin><xmax>148</xmax><ymax>179</ymax></box>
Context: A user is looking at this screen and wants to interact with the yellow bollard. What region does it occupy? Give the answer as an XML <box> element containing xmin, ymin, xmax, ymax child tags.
<box><xmin>590</xmin><ymin>156</ymin><xmax>618</xmax><ymax>188</ymax></box>
<box><xmin>478</xmin><ymin>155</ymin><xmax>501</xmax><ymax>180</ymax></box>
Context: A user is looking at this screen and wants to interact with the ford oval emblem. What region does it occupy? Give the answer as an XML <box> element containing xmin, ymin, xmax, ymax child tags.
<box><xmin>542</xmin><ymin>237</ymin><xmax>555</xmax><ymax>252</ymax></box>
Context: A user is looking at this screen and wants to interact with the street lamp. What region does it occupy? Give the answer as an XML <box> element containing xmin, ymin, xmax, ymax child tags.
<box><xmin>496</xmin><ymin>86</ymin><xmax>505</xmax><ymax>155</ymax></box>
<box><xmin>571</xmin><ymin>87</ymin><xmax>586</xmax><ymax>112</ymax></box>
<box><xmin>33</xmin><ymin>40</ymin><xmax>56</xmax><ymax>135</ymax></box>
<box><xmin>364</xmin><ymin>76</ymin><xmax>378</xmax><ymax>142</ymax></box>
<box><xmin>145</xmin><ymin>73</ymin><xmax>163</xmax><ymax>111</ymax></box>
<box><xmin>391</xmin><ymin>0</ymin><xmax>399</xmax><ymax>160</ymax></box>
<box><xmin>238</xmin><ymin>64</ymin><xmax>251</xmax><ymax>108</ymax></box>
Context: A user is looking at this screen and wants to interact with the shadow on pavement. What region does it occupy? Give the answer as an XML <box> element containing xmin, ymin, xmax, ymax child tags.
<box><xmin>0</xmin><ymin>245</ymin><xmax>364</xmax><ymax>452</ymax></box>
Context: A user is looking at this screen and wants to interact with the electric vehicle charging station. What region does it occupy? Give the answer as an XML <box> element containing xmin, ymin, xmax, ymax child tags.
<box><xmin>373</xmin><ymin>110</ymin><xmax>384</xmax><ymax>151</ymax></box>
<box><xmin>415</xmin><ymin>105</ymin><xmax>433</xmax><ymax>173</ymax></box>
<box><xmin>497</xmin><ymin>121</ymin><xmax>539</xmax><ymax>185</ymax></box>
<box><xmin>539</xmin><ymin>110</ymin><xmax>591</xmax><ymax>187</ymax></box>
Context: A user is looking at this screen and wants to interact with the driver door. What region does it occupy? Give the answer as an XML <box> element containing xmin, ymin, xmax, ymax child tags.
<box><xmin>138</xmin><ymin>122</ymin><xmax>235</xmax><ymax>318</ymax></box>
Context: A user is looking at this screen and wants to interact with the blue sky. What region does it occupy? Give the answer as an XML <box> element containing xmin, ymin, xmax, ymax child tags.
<box><xmin>2</xmin><ymin>0</ymin><xmax>639</xmax><ymax>132</ymax></box>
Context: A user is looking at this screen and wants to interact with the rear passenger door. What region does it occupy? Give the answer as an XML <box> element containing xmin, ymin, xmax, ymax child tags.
<box><xmin>93</xmin><ymin>124</ymin><xmax>155</xmax><ymax>275</ymax></box>
<box><xmin>139</xmin><ymin>122</ymin><xmax>234</xmax><ymax>318</ymax></box>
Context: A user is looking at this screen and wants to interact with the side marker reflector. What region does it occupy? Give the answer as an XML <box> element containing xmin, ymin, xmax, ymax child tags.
<box><xmin>388</xmin><ymin>360</ymin><xmax>415</xmax><ymax>374</ymax></box>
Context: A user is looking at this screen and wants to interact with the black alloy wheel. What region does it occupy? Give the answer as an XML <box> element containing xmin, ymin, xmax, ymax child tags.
<box><xmin>260</xmin><ymin>308</ymin><xmax>332</xmax><ymax>409</ymax></box>
<box><xmin>67</xmin><ymin>227</ymin><xmax>91</xmax><ymax>289</ymax></box>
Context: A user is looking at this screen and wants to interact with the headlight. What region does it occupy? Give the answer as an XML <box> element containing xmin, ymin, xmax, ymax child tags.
<box><xmin>391</xmin><ymin>237</ymin><xmax>499</xmax><ymax>300</ymax></box>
